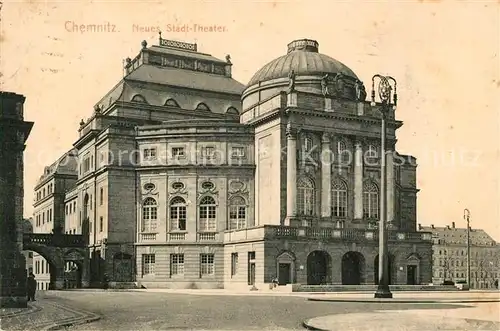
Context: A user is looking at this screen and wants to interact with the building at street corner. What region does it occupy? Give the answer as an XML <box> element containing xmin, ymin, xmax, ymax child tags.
<box><xmin>420</xmin><ymin>223</ymin><xmax>500</xmax><ymax>289</ymax></box>
<box><xmin>35</xmin><ymin>36</ymin><xmax>433</xmax><ymax>289</ymax></box>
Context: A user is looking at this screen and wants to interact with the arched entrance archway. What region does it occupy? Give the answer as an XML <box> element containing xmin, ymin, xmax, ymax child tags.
<box><xmin>307</xmin><ymin>250</ymin><xmax>331</xmax><ymax>285</ymax></box>
<box><xmin>374</xmin><ymin>254</ymin><xmax>395</xmax><ymax>285</ymax></box>
<box><xmin>341</xmin><ymin>251</ymin><xmax>365</xmax><ymax>285</ymax></box>
<box><xmin>23</xmin><ymin>244</ymin><xmax>61</xmax><ymax>291</ymax></box>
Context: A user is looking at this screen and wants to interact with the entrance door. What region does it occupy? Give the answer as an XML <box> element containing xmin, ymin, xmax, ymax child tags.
<box><xmin>407</xmin><ymin>265</ymin><xmax>417</xmax><ymax>285</ymax></box>
<box><xmin>278</xmin><ymin>263</ymin><xmax>291</xmax><ymax>285</ymax></box>
<box><xmin>248</xmin><ymin>263</ymin><xmax>256</xmax><ymax>285</ymax></box>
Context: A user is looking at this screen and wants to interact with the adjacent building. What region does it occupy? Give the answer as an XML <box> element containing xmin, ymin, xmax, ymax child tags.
<box><xmin>32</xmin><ymin>149</ymin><xmax>78</xmax><ymax>290</ymax></box>
<box><xmin>32</xmin><ymin>36</ymin><xmax>434</xmax><ymax>289</ymax></box>
<box><xmin>420</xmin><ymin>223</ymin><xmax>500</xmax><ymax>289</ymax></box>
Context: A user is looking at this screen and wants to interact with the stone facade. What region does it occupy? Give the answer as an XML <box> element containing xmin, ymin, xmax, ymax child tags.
<box><xmin>421</xmin><ymin>223</ymin><xmax>500</xmax><ymax>289</ymax></box>
<box><xmin>33</xmin><ymin>37</ymin><xmax>432</xmax><ymax>289</ymax></box>
<box><xmin>0</xmin><ymin>92</ymin><xmax>33</xmax><ymax>307</ymax></box>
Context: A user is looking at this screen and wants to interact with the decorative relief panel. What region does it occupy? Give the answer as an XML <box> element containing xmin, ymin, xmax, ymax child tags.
<box><xmin>181</xmin><ymin>59</ymin><xmax>195</xmax><ymax>70</ymax></box>
<box><xmin>197</xmin><ymin>61</ymin><xmax>212</xmax><ymax>73</ymax></box>
<box><xmin>228</xmin><ymin>179</ymin><xmax>249</xmax><ymax>200</ymax></box>
<box><xmin>213</xmin><ymin>65</ymin><xmax>225</xmax><ymax>75</ymax></box>
<box><xmin>197</xmin><ymin>180</ymin><xmax>218</xmax><ymax>200</ymax></box>
<box><xmin>142</xmin><ymin>181</ymin><xmax>159</xmax><ymax>197</ymax></box>
<box><xmin>169</xmin><ymin>179</ymin><xmax>188</xmax><ymax>198</ymax></box>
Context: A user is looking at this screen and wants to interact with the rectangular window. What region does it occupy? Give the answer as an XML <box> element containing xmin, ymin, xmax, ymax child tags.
<box><xmin>170</xmin><ymin>254</ymin><xmax>185</xmax><ymax>276</ymax></box>
<box><xmin>200</xmin><ymin>253</ymin><xmax>215</xmax><ymax>276</ymax></box>
<box><xmin>99</xmin><ymin>188</ymin><xmax>104</xmax><ymax>205</ymax></box>
<box><xmin>231</xmin><ymin>253</ymin><xmax>238</xmax><ymax>276</ymax></box>
<box><xmin>171</xmin><ymin>147</ymin><xmax>185</xmax><ymax>158</ymax></box>
<box><xmin>201</xmin><ymin>146</ymin><xmax>215</xmax><ymax>159</ymax></box>
<box><xmin>142</xmin><ymin>254</ymin><xmax>155</xmax><ymax>276</ymax></box>
<box><xmin>229</xmin><ymin>205</ymin><xmax>246</xmax><ymax>230</ymax></box>
<box><xmin>143</xmin><ymin>148</ymin><xmax>157</xmax><ymax>160</ymax></box>
<box><xmin>231</xmin><ymin>147</ymin><xmax>245</xmax><ymax>158</ymax></box>
<box><xmin>199</xmin><ymin>205</ymin><xmax>217</xmax><ymax>231</ymax></box>
<box><xmin>248</xmin><ymin>251</ymin><xmax>256</xmax><ymax>285</ymax></box>
<box><xmin>99</xmin><ymin>217</ymin><xmax>103</xmax><ymax>232</ymax></box>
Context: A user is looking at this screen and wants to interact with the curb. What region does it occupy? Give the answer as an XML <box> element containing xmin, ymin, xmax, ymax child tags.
<box><xmin>307</xmin><ymin>298</ymin><xmax>500</xmax><ymax>304</ymax></box>
<box><xmin>0</xmin><ymin>303</ymin><xmax>41</xmax><ymax>318</ymax></box>
<box><xmin>302</xmin><ymin>319</ymin><xmax>329</xmax><ymax>331</ymax></box>
<box><xmin>39</xmin><ymin>301</ymin><xmax>101</xmax><ymax>331</ymax></box>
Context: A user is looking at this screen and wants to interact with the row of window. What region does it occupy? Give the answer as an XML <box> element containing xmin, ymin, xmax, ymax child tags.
<box><xmin>437</xmin><ymin>249</ymin><xmax>496</xmax><ymax>257</ymax></box>
<box><xmin>35</xmin><ymin>183</ymin><xmax>54</xmax><ymax>202</ymax></box>
<box><xmin>35</xmin><ymin>208</ymin><xmax>53</xmax><ymax>227</ymax></box>
<box><xmin>142</xmin><ymin>146</ymin><xmax>247</xmax><ymax>161</ymax></box>
<box><xmin>141</xmin><ymin>196</ymin><xmax>238</xmax><ymax>232</ymax></box>
<box><xmin>142</xmin><ymin>253</ymin><xmax>215</xmax><ymax>277</ymax></box>
<box><xmin>297</xmin><ymin>177</ymin><xmax>380</xmax><ymax>219</ymax></box>
<box><xmin>435</xmin><ymin>271</ymin><xmax>499</xmax><ymax>279</ymax></box>
<box><xmin>435</xmin><ymin>259</ymin><xmax>499</xmax><ymax>268</ymax></box>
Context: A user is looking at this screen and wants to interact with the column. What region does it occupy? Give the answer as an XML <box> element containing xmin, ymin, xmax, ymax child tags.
<box><xmin>321</xmin><ymin>133</ymin><xmax>332</xmax><ymax>217</ymax></box>
<box><xmin>285</xmin><ymin>126</ymin><xmax>297</xmax><ymax>222</ymax></box>
<box><xmin>386</xmin><ymin>142</ymin><xmax>395</xmax><ymax>226</ymax></box>
<box><xmin>354</xmin><ymin>139</ymin><xmax>364</xmax><ymax>220</ymax></box>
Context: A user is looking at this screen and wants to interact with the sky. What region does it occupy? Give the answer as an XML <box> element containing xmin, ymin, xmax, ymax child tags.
<box><xmin>1</xmin><ymin>0</ymin><xmax>499</xmax><ymax>240</ymax></box>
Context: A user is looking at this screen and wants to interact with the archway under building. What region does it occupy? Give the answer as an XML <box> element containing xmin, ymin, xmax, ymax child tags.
<box><xmin>341</xmin><ymin>251</ymin><xmax>365</xmax><ymax>285</ymax></box>
<box><xmin>23</xmin><ymin>245</ymin><xmax>60</xmax><ymax>291</ymax></box>
<box><xmin>307</xmin><ymin>250</ymin><xmax>331</xmax><ymax>285</ymax></box>
<box><xmin>374</xmin><ymin>254</ymin><xmax>395</xmax><ymax>285</ymax></box>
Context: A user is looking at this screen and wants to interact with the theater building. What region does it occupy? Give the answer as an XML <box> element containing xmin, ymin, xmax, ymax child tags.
<box><xmin>39</xmin><ymin>36</ymin><xmax>432</xmax><ymax>289</ymax></box>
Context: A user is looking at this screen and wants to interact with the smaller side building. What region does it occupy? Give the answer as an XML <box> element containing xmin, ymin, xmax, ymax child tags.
<box><xmin>420</xmin><ymin>223</ymin><xmax>500</xmax><ymax>289</ymax></box>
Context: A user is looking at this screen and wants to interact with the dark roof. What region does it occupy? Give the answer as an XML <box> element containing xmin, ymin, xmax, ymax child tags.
<box><xmin>248</xmin><ymin>39</ymin><xmax>358</xmax><ymax>86</ymax></box>
<box><xmin>420</xmin><ymin>225</ymin><xmax>497</xmax><ymax>246</ymax></box>
<box><xmin>126</xmin><ymin>64</ymin><xmax>245</xmax><ymax>95</ymax></box>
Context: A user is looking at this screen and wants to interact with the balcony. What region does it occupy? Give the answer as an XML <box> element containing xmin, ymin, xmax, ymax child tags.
<box><xmin>224</xmin><ymin>225</ymin><xmax>432</xmax><ymax>244</ymax></box>
<box><xmin>197</xmin><ymin>232</ymin><xmax>218</xmax><ymax>241</ymax></box>
<box><xmin>169</xmin><ymin>232</ymin><xmax>186</xmax><ymax>241</ymax></box>
<box><xmin>139</xmin><ymin>233</ymin><xmax>157</xmax><ymax>242</ymax></box>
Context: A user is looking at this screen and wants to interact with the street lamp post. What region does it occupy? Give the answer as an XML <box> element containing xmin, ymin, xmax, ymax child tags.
<box><xmin>371</xmin><ymin>74</ymin><xmax>397</xmax><ymax>299</ymax></box>
<box><xmin>464</xmin><ymin>208</ymin><xmax>471</xmax><ymax>287</ymax></box>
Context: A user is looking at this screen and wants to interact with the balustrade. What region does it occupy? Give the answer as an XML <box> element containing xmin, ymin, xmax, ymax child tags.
<box><xmin>169</xmin><ymin>233</ymin><xmax>186</xmax><ymax>241</ymax></box>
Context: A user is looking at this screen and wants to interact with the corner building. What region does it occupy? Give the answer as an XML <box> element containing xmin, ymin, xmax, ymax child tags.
<box><xmin>61</xmin><ymin>37</ymin><xmax>432</xmax><ymax>289</ymax></box>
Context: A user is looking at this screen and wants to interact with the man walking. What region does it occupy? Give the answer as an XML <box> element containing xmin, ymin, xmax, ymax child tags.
<box><xmin>26</xmin><ymin>272</ymin><xmax>37</xmax><ymax>301</ymax></box>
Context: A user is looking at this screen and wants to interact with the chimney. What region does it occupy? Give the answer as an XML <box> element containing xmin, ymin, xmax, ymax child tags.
<box><xmin>431</xmin><ymin>224</ymin><xmax>434</xmax><ymax>229</ymax></box>
<box><xmin>446</xmin><ymin>225</ymin><xmax>450</xmax><ymax>230</ymax></box>
<box><xmin>452</xmin><ymin>222</ymin><xmax>455</xmax><ymax>229</ymax></box>
<box><xmin>418</xmin><ymin>223</ymin><xmax>422</xmax><ymax>230</ymax></box>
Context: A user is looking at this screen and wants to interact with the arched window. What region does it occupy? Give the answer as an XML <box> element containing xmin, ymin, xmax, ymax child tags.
<box><xmin>195</xmin><ymin>103</ymin><xmax>211</xmax><ymax>111</ymax></box>
<box><xmin>229</xmin><ymin>196</ymin><xmax>246</xmax><ymax>230</ymax></box>
<box><xmin>131</xmin><ymin>94</ymin><xmax>147</xmax><ymax>103</ymax></box>
<box><xmin>142</xmin><ymin>198</ymin><xmax>158</xmax><ymax>232</ymax></box>
<box><xmin>226</xmin><ymin>107</ymin><xmax>239</xmax><ymax>115</ymax></box>
<box><xmin>165</xmin><ymin>98</ymin><xmax>180</xmax><ymax>108</ymax></box>
<box><xmin>363</xmin><ymin>182</ymin><xmax>379</xmax><ymax>219</ymax></box>
<box><xmin>331</xmin><ymin>179</ymin><xmax>347</xmax><ymax>218</ymax></box>
<box><xmin>297</xmin><ymin>177</ymin><xmax>315</xmax><ymax>216</ymax></box>
<box><xmin>199</xmin><ymin>196</ymin><xmax>216</xmax><ymax>231</ymax></box>
<box><xmin>170</xmin><ymin>197</ymin><xmax>186</xmax><ymax>231</ymax></box>
<box><xmin>366</xmin><ymin>144</ymin><xmax>378</xmax><ymax>162</ymax></box>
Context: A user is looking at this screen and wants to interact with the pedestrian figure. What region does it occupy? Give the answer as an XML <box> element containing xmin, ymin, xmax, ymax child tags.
<box><xmin>272</xmin><ymin>277</ymin><xmax>279</xmax><ymax>289</ymax></box>
<box><xmin>26</xmin><ymin>272</ymin><xmax>37</xmax><ymax>301</ymax></box>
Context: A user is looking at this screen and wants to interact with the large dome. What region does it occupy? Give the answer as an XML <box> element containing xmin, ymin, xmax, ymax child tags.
<box><xmin>247</xmin><ymin>39</ymin><xmax>358</xmax><ymax>87</ymax></box>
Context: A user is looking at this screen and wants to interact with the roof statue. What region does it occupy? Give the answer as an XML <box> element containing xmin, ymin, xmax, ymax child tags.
<box><xmin>321</xmin><ymin>73</ymin><xmax>330</xmax><ymax>96</ymax></box>
<box><xmin>287</xmin><ymin>69</ymin><xmax>296</xmax><ymax>93</ymax></box>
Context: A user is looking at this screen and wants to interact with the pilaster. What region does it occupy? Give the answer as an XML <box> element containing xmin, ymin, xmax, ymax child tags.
<box><xmin>321</xmin><ymin>133</ymin><xmax>332</xmax><ymax>217</ymax></box>
<box><xmin>285</xmin><ymin>125</ymin><xmax>298</xmax><ymax>224</ymax></box>
<box><xmin>354</xmin><ymin>138</ymin><xmax>364</xmax><ymax>220</ymax></box>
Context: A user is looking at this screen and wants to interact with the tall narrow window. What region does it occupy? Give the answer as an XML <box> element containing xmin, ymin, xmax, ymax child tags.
<box><xmin>297</xmin><ymin>177</ymin><xmax>315</xmax><ymax>216</ymax></box>
<box><xmin>331</xmin><ymin>179</ymin><xmax>348</xmax><ymax>218</ymax></box>
<box><xmin>99</xmin><ymin>217</ymin><xmax>103</xmax><ymax>232</ymax></box>
<box><xmin>170</xmin><ymin>197</ymin><xmax>187</xmax><ymax>231</ymax></box>
<box><xmin>337</xmin><ymin>140</ymin><xmax>349</xmax><ymax>164</ymax></box>
<box><xmin>142</xmin><ymin>254</ymin><xmax>155</xmax><ymax>276</ymax></box>
<box><xmin>99</xmin><ymin>187</ymin><xmax>104</xmax><ymax>205</ymax></box>
<box><xmin>142</xmin><ymin>198</ymin><xmax>158</xmax><ymax>232</ymax></box>
<box><xmin>200</xmin><ymin>253</ymin><xmax>215</xmax><ymax>276</ymax></box>
<box><xmin>231</xmin><ymin>253</ymin><xmax>238</xmax><ymax>276</ymax></box>
<box><xmin>363</xmin><ymin>182</ymin><xmax>379</xmax><ymax>219</ymax></box>
<box><xmin>170</xmin><ymin>254</ymin><xmax>185</xmax><ymax>276</ymax></box>
<box><xmin>199</xmin><ymin>196</ymin><xmax>216</xmax><ymax>231</ymax></box>
<box><xmin>229</xmin><ymin>197</ymin><xmax>246</xmax><ymax>230</ymax></box>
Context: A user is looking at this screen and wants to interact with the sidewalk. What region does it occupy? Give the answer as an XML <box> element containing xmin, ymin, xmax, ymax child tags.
<box><xmin>0</xmin><ymin>295</ymin><xmax>100</xmax><ymax>331</ymax></box>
